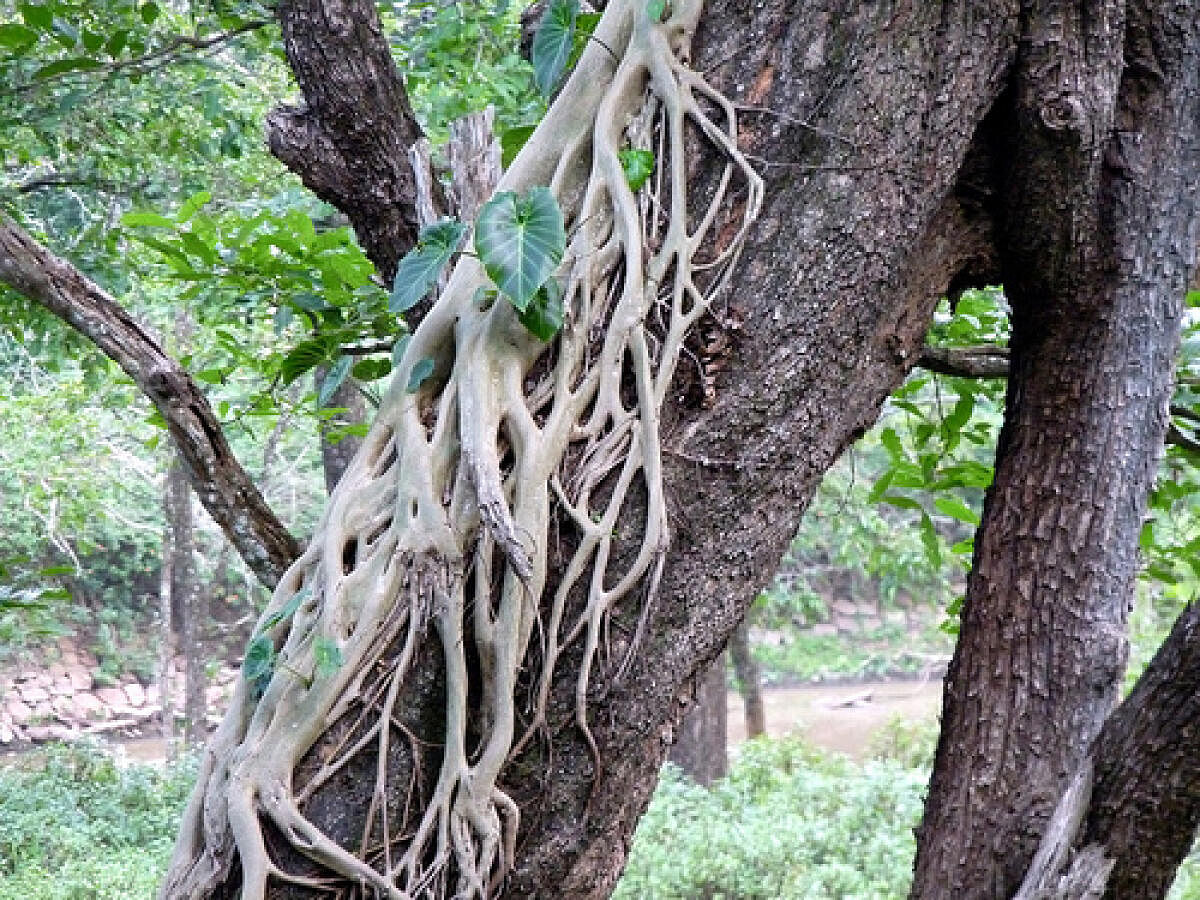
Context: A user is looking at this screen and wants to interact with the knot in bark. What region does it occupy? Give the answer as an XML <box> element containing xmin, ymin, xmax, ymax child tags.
<box><xmin>1039</xmin><ymin>92</ymin><xmax>1087</xmax><ymax>134</ymax></box>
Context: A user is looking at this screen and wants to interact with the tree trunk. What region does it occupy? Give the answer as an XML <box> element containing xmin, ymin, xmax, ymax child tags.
<box><xmin>315</xmin><ymin>369</ymin><xmax>366</xmax><ymax>494</ymax></box>
<box><xmin>166</xmin><ymin>452</ymin><xmax>207</xmax><ymax>748</ymax></box>
<box><xmin>911</xmin><ymin>3</ymin><xmax>1200</xmax><ymax>897</ymax></box>
<box><xmin>159</xmin><ymin>482</ymin><xmax>178</xmax><ymax>759</ymax></box>
<box><xmin>730</xmin><ymin>617</ymin><xmax>766</xmax><ymax>739</ymax></box>
<box><xmin>158</xmin><ymin>0</ymin><xmax>1200</xmax><ymax>897</ymax></box>
<box><xmin>668</xmin><ymin>653</ymin><xmax>728</xmax><ymax>786</ymax></box>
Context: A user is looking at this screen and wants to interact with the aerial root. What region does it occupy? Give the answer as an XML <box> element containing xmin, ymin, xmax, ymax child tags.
<box><xmin>162</xmin><ymin>0</ymin><xmax>762</xmax><ymax>896</ymax></box>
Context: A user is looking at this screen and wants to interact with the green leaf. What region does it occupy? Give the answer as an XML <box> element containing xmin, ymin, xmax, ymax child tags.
<box><xmin>121</xmin><ymin>211</ymin><xmax>175</xmax><ymax>229</ymax></box>
<box><xmin>517</xmin><ymin>278</ymin><xmax>564</xmax><ymax>341</ymax></box>
<box><xmin>259</xmin><ymin>586</ymin><xmax>309</xmax><ymax>633</ymax></box>
<box><xmin>647</xmin><ymin>0</ymin><xmax>667</xmax><ymax>22</ymax></box>
<box><xmin>532</xmin><ymin>0</ymin><xmax>578</xmax><ymax>97</ymax></box>
<box><xmin>38</xmin><ymin>565</ymin><xmax>75</xmax><ymax>576</ymax></box>
<box><xmin>879</xmin><ymin>427</ymin><xmax>904</xmax><ymax>461</ymax></box>
<box><xmin>33</xmin><ymin>57</ymin><xmax>103</xmax><ymax>79</ymax></box>
<box><xmin>139</xmin><ymin>2</ymin><xmax>159</xmax><ymax>25</ymax></box>
<box><xmin>407</xmin><ymin>357</ymin><xmax>435</xmax><ymax>393</ymax></box>
<box><xmin>280</xmin><ymin>338</ymin><xmax>331</xmax><ymax>385</ymax></box>
<box><xmin>500</xmin><ymin>125</ymin><xmax>536</xmax><ymax>169</ymax></box>
<box><xmin>351</xmin><ymin>357</ymin><xmax>392</xmax><ymax>381</ymax></box>
<box><xmin>880</xmin><ymin>494</ymin><xmax>922</xmax><ymax>512</ymax></box>
<box><xmin>934</xmin><ymin>496</ymin><xmax>980</xmax><ymax>526</ymax></box>
<box><xmin>618</xmin><ymin>148</ymin><xmax>655</xmax><ymax>192</ymax></box>
<box><xmin>389</xmin><ymin>219</ymin><xmax>466</xmax><ymax>314</ymax></box>
<box><xmin>317</xmin><ymin>354</ymin><xmax>353</xmax><ymax>408</ymax></box>
<box><xmin>105</xmin><ymin>28</ymin><xmax>127</xmax><ymax>57</ymax></box>
<box><xmin>313</xmin><ymin>636</ymin><xmax>343</xmax><ymax>679</ymax></box>
<box><xmin>18</xmin><ymin>4</ymin><xmax>53</xmax><ymax>30</ymax></box>
<box><xmin>0</xmin><ymin>24</ymin><xmax>39</xmax><ymax>47</ymax></box>
<box><xmin>475</xmin><ymin>187</ymin><xmax>566</xmax><ymax>312</ymax></box>
<box><xmin>242</xmin><ymin>634</ymin><xmax>275</xmax><ymax>683</ymax></box>
<box><xmin>391</xmin><ymin>334</ymin><xmax>412</xmax><ymax>368</ymax></box>
<box><xmin>919</xmin><ymin>512</ymin><xmax>942</xmax><ymax>568</ymax></box>
<box><xmin>176</xmin><ymin>190</ymin><xmax>212</xmax><ymax>223</ymax></box>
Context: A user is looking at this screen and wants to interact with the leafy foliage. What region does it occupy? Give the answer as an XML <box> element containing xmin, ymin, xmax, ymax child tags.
<box><xmin>617</xmin><ymin>739</ymin><xmax>926</xmax><ymax>899</ymax></box>
<box><xmin>531</xmin><ymin>0</ymin><xmax>578</xmax><ymax>97</ymax></box>
<box><xmin>0</xmin><ymin>745</ymin><xmax>196</xmax><ymax>899</ymax></box>
<box><xmin>474</xmin><ymin>186</ymin><xmax>566</xmax><ymax>312</ymax></box>
<box><xmin>389</xmin><ymin>219</ymin><xmax>467</xmax><ymax>314</ymax></box>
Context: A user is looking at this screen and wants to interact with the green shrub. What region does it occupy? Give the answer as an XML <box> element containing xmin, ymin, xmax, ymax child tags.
<box><xmin>616</xmin><ymin>738</ymin><xmax>926</xmax><ymax>899</ymax></box>
<box><xmin>0</xmin><ymin>744</ymin><xmax>195</xmax><ymax>899</ymax></box>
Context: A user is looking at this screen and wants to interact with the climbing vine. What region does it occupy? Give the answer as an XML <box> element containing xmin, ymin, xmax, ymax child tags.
<box><xmin>162</xmin><ymin>0</ymin><xmax>761</xmax><ymax>895</ymax></box>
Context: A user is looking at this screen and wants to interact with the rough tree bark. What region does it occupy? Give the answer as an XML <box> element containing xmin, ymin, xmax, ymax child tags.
<box><xmin>165</xmin><ymin>2</ymin><xmax>1025</xmax><ymax>896</ymax></box>
<box><xmin>911</xmin><ymin>3</ymin><xmax>1200</xmax><ymax>898</ymax></box>
<box><xmin>166</xmin><ymin>452</ymin><xmax>208</xmax><ymax>747</ymax></box>
<box><xmin>264</xmin><ymin>0</ymin><xmax>432</xmax><ymax>283</ymax></box>
<box><xmin>120</xmin><ymin>0</ymin><xmax>1191</xmax><ymax>896</ymax></box>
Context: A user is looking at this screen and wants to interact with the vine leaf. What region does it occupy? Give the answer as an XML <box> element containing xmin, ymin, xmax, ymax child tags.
<box><xmin>647</xmin><ymin>0</ymin><xmax>667</xmax><ymax>22</ymax></box>
<box><xmin>242</xmin><ymin>634</ymin><xmax>275</xmax><ymax>684</ymax></box>
<box><xmin>618</xmin><ymin>148</ymin><xmax>656</xmax><ymax>191</ymax></box>
<box><xmin>317</xmin><ymin>354</ymin><xmax>353</xmax><ymax>408</ymax></box>
<box><xmin>313</xmin><ymin>637</ymin><xmax>343</xmax><ymax>679</ymax></box>
<box><xmin>500</xmin><ymin>125</ymin><xmax>536</xmax><ymax>168</ymax></box>
<box><xmin>407</xmin><ymin>357</ymin><xmax>435</xmax><ymax>393</ymax></box>
<box><xmin>517</xmin><ymin>279</ymin><xmax>564</xmax><ymax>341</ymax></box>
<box><xmin>259</xmin><ymin>586</ymin><xmax>310</xmax><ymax>634</ymax></box>
<box><xmin>532</xmin><ymin>0</ymin><xmax>578</xmax><ymax>97</ymax></box>
<box><xmin>475</xmin><ymin>187</ymin><xmax>565</xmax><ymax>313</ymax></box>
<box><xmin>390</xmin><ymin>219</ymin><xmax>467</xmax><ymax>314</ymax></box>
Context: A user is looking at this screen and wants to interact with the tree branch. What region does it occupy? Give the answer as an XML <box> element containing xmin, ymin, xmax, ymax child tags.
<box><xmin>1</xmin><ymin>20</ymin><xmax>271</xmax><ymax>97</ymax></box>
<box><xmin>917</xmin><ymin>343</ymin><xmax>1010</xmax><ymax>377</ymax></box>
<box><xmin>266</xmin><ymin>0</ymin><xmax>435</xmax><ymax>282</ymax></box>
<box><xmin>0</xmin><ymin>213</ymin><xmax>299</xmax><ymax>588</ymax></box>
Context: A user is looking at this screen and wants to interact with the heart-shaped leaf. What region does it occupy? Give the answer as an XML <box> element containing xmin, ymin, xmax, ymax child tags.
<box><xmin>242</xmin><ymin>634</ymin><xmax>275</xmax><ymax>683</ymax></box>
<box><xmin>517</xmin><ymin>279</ymin><xmax>565</xmax><ymax>341</ymax></box>
<box><xmin>532</xmin><ymin>0</ymin><xmax>578</xmax><ymax>97</ymax></box>
<box><xmin>618</xmin><ymin>148</ymin><xmax>656</xmax><ymax>192</ymax></box>
<box><xmin>475</xmin><ymin>187</ymin><xmax>565</xmax><ymax>312</ymax></box>
<box><xmin>390</xmin><ymin>219</ymin><xmax>467</xmax><ymax>314</ymax></box>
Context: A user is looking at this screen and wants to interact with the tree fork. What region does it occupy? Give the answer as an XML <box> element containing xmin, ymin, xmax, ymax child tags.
<box><xmin>912</xmin><ymin>1</ymin><xmax>1200</xmax><ymax>896</ymax></box>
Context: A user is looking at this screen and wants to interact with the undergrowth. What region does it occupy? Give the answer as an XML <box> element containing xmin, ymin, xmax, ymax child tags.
<box><xmin>0</xmin><ymin>744</ymin><xmax>195</xmax><ymax>899</ymax></box>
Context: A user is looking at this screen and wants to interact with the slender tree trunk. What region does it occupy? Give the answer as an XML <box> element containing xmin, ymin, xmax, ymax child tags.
<box><xmin>315</xmin><ymin>370</ymin><xmax>366</xmax><ymax>493</ymax></box>
<box><xmin>911</xmin><ymin>3</ymin><xmax>1200</xmax><ymax>897</ymax></box>
<box><xmin>166</xmin><ymin>452</ymin><xmax>206</xmax><ymax>748</ymax></box>
<box><xmin>668</xmin><ymin>653</ymin><xmax>728</xmax><ymax>786</ymax></box>
<box><xmin>730</xmin><ymin>617</ymin><xmax>766</xmax><ymax>739</ymax></box>
<box><xmin>159</xmin><ymin>484</ymin><xmax>178</xmax><ymax>759</ymax></box>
